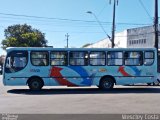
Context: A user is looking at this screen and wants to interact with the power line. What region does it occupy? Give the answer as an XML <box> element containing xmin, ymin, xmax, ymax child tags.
<box><xmin>0</xmin><ymin>12</ymin><xmax>105</xmax><ymax>23</ymax></box>
<box><xmin>0</xmin><ymin>12</ymin><xmax>151</xmax><ymax>26</ymax></box>
<box><xmin>97</xmin><ymin>3</ymin><xmax>107</xmax><ymax>17</ymax></box>
<box><xmin>139</xmin><ymin>0</ymin><xmax>153</xmax><ymax>21</ymax></box>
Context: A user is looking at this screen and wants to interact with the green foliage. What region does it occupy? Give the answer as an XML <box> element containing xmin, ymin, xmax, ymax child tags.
<box><xmin>1</xmin><ymin>24</ymin><xmax>48</xmax><ymax>49</ymax></box>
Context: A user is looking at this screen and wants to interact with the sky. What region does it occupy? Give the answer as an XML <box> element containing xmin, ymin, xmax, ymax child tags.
<box><xmin>0</xmin><ymin>0</ymin><xmax>159</xmax><ymax>55</ymax></box>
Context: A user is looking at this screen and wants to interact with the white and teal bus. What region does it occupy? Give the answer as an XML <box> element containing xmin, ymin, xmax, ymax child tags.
<box><xmin>3</xmin><ymin>47</ymin><xmax>158</xmax><ymax>90</ymax></box>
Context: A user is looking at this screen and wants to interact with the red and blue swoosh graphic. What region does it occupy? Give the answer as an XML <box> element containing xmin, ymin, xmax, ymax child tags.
<box><xmin>50</xmin><ymin>66</ymin><xmax>95</xmax><ymax>86</ymax></box>
<box><xmin>68</xmin><ymin>66</ymin><xmax>96</xmax><ymax>85</ymax></box>
<box><xmin>50</xmin><ymin>66</ymin><xmax>141</xmax><ymax>86</ymax></box>
<box><xmin>50</xmin><ymin>66</ymin><xmax>77</xmax><ymax>86</ymax></box>
<box><xmin>118</xmin><ymin>66</ymin><xmax>141</xmax><ymax>76</ymax></box>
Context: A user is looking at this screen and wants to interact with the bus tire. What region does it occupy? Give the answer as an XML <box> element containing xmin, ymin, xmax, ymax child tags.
<box><xmin>99</xmin><ymin>77</ymin><xmax>114</xmax><ymax>90</ymax></box>
<box><xmin>28</xmin><ymin>77</ymin><xmax>43</xmax><ymax>91</ymax></box>
<box><xmin>147</xmin><ymin>83</ymin><xmax>152</xmax><ymax>86</ymax></box>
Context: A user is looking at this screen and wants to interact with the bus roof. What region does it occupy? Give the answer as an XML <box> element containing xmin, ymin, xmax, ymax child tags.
<box><xmin>6</xmin><ymin>47</ymin><xmax>156</xmax><ymax>52</ymax></box>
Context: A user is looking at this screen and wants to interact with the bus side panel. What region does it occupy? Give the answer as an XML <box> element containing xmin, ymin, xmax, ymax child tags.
<box><xmin>4</xmin><ymin>65</ymin><xmax>51</xmax><ymax>86</ymax></box>
<box><xmin>107</xmin><ymin>65</ymin><xmax>157</xmax><ymax>85</ymax></box>
<box><xmin>116</xmin><ymin>77</ymin><xmax>155</xmax><ymax>85</ymax></box>
<box><xmin>49</xmin><ymin>66</ymin><xmax>94</xmax><ymax>86</ymax></box>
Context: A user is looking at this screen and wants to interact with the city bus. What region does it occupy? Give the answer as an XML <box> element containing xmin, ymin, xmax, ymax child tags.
<box><xmin>156</xmin><ymin>49</ymin><xmax>160</xmax><ymax>85</ymax></box>
<box><xmin>3</xmin><ymin>47</ymin><xmax>158</xmax><ymax>90</ymax></box>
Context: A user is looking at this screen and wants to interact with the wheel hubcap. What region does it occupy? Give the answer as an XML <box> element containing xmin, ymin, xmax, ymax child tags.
<box><xmin>32</xmin><ymin>82</ymin><xmax>39</xmax><ymax>88</ymax></box>
<box><xmin>104</xmin><ymin>81</ymin><xmax>111</xmax><ymax>88</ymax></box>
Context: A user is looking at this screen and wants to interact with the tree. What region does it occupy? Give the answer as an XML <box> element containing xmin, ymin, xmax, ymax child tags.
<box><xmin>1</xmin><ymin>24</ymin><xmax>48</xmax><ymax>49</ymax></box>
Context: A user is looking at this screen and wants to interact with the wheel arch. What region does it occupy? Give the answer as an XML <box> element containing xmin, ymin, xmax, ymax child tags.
<box><xmin>27</xmin><ymin>76</ymin><xmax>44</xmax><ymax>86</ymax></box>
<box><xmin>100</xmin><ymin>75</ymin><xmax>116</xmax><ymax>85</ymax></box>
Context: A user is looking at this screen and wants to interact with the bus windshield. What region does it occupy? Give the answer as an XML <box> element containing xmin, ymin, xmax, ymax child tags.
<box><xmin>5</xmin><ymin>51</ymin><xmax>28</xmax><ymax>73</ymax></box>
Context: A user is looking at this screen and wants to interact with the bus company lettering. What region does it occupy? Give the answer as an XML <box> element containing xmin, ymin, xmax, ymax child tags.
<box><xmin>30</xmin><ymin>69</ymin><xmax>40</xmax><ymax>72</ymax></box>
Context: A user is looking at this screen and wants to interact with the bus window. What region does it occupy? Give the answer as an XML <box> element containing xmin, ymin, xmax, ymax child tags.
<box><xmin>31</xmin><ymin>51</ymin><xmax>49</xmax><ymax>66</ymax></box>
<box><xmin>69</xmin><ymin>51</ymin><xmax>88</xmax><ymax>66</ymax></box>
<box><xmin>89</xmin><ymin>51</ymin><xmax>105</xmax><ymax>66</ymax></box>
<box><xmin>124</xmin><ymin>51</ymin><xmax>143</xmax><ymax>66</ymax></box>
<box><xmin>144</xmin><ymin>51</ymin><xmax>154</xmax><ymax>66</ymax></box>
<box><xmin>107</xmin><ymin>51</ymin><xmax>123</xmax><ymax>66</ymax></box>
<box><xmin>5</xmin><ymin>51</ymin><xmax>28</xmax><ymax>73</ymax></box>
<box><xmin>50</xmin><ymin>51</ymin><xmax>68</xmax><ymax>66</ymax></box>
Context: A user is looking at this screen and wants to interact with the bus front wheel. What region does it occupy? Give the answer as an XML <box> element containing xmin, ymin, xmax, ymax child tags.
<box><xmin>99</xmin><ymin>77</ymin><xmax>114</xmax><ymax>90</ymax></box>
<box><xmin>28</xmin><ymin>77</ymin><xmax>43</xmax><ymax>91</ymax></box>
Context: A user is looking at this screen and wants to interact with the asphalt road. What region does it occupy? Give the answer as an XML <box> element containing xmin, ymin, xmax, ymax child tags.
<box><xmin>0</xmin><ymin>75</ymin><xmax>160</xmax><ymax>114</ymax></box>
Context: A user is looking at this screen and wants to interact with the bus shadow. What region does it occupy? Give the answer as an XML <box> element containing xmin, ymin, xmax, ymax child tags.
<box><xmin>7</xmin><ymin>87</ymin><xmax>160</xmax><ymax>95</ymax></box>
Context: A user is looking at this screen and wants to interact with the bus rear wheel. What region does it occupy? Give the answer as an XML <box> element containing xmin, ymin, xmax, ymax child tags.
<box><xmin>28</xmin><ymin>77</ymin><xmax>43</xmax><ymax>91</ymax></box>
<box><xmin>99</xmin><ymin>77</ymin><xmax>114</xmax><ymax>90</ymax></box>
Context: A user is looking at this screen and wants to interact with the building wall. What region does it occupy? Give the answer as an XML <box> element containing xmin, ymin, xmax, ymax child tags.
<box><xmin>85</xmin><ymin>25</ymin><xmax>159</xmax><ymax>48</ymax></box>
<box><xmin>85</xmin><ymin>38</ymin><xmax>111</xmax><ymax>48</ymax></box>
<box><xmin>127</xmin><ymin>26</ymin><xmax>155</xmax><ymax>48</ymax></box>
<box><xmin>86</xmin><ymin>30</ymin><xmax>127</xmax><ymax>48</ymax></box>
<box><xmin>114</xmin><ymin>30</ymin><xmax>127</xmax><ymax>48</ymax></box>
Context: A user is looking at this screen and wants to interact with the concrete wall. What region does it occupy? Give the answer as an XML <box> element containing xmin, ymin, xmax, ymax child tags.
<box><xmin>127</xmin><ymin>26</ymin><xmax>155</xmax><ymax>48</ymax></box>
<box><xmin>86</xmin><ymin>30</ymin><xmax>127</xmax><ymax>48</ymax></box>
<box><xmin>85</xmin><ymin>25</ymin><xmax>160</xmax><ymax>48</ymax></box>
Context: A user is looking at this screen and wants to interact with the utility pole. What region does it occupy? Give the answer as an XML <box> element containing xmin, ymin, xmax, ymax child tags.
<box><xmin>65</xmin><ymin>33</ymin><xmax>69</xmax><ymax>48</ymax></box>
<box><xmin>110</xmin><ymin>0</ymin><xmax>118</xmax><ymax>48</ymax></box>
<box><xmin>154</xmin><ymin>0</ymin><xmax>159</xmax><ymax>50</ymax></box>
<box><xmin>154</xmin><ymin>0</ymin><xmax>159</xmax><ymax>72</ymax></box>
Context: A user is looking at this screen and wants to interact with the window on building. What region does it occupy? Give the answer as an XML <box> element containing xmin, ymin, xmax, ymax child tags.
<box><xmin>139</xmin><ymin>40</ymin><xmax>141</xmax><ymax>44</ymax></box>
<box><xmin>89</xmin><ymin>51</ymin><xmax>106</xmax><ymax>66</ymax></box>
<box><xmin>136</xmin><ymin>40</ymin><xmax>138</xmax><ymax>44</ymax></box>
<box><xmin>124</xmin><ymin>51</ymin><xmax>143</xmax><ymax>66</ymax></box>
<box><xmin>31</xmin><ymin>51</ymin><xmax>49</xmax><ymax>66</ymax></box>
<box><xmin>50</xmin><ymin>51</ymin><xmax>68</xmax><ymax>66</ymax></box>
<box><xmin>69</xmin><ymin>51</ymin><xmax>88</xmax><ymax>66</ymax></box>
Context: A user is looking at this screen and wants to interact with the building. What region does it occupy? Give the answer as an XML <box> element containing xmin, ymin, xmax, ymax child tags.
<box><xmin>127</xmin><ymin>26</ymin><xmax>155</xmax><ymax>48</ymax></box>
<box><xmin>86</xmin><ymin>25</ymin><xmax>160</xmax><ymax>48</ymax></box>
